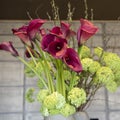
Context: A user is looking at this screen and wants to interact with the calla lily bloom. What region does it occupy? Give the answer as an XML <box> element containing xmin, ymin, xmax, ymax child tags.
<box><xmin>77</xmin><ymin>18</ymin><xmax>98</xmax><ymax>46</ymax></box>
<box><xmin>61</xmin><ymin>21</ymin><xmax>76</xmax><ymax>38</ymax></box>
<box><xmin>48</xmin><ymin>38</ymin><xmax>67</xmax><ymax>58</ymax></box>
<box><xmin>27</xmin><ymin>19</ymin><xmax>46</xmax><ymax>39</ymax></box>
<box><xmin>41</xmin><ymin>34</ymin><xmax>55</xmax><ymax>51</ymax></box>
<box><xmin>50</xmin><ymin>26</ymin><xmax>62</xmax><ymax>35</ymax></box>
<box><xmin>12</xmin><ymin>25</ymin><xmax>32</xmax><ymax>47</ymax></box>
<box><xmin>0</xmin><ymin>41</ymin><xmax>19</xmax><ymax>57</ymax></box>
<box><xmin>63</xmin><ymin>48</ymin><xmax>82</xmax><ymax>72</ymax></box>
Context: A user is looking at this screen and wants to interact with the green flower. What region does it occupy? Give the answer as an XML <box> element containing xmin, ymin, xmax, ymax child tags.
<box><xmin>40</xmin><ymin>105</ymin><xmax>49</xmax><ymax>116</ymax></box>
<box><xmin>60</xmin><ymin>104</ymin><xmax>75</xmax><ymax>117</ymax></box>
<box><xmin>94</xmin><ymin>47</ymin><xmax>104</xmax><ymax>58</ymax></box>
<box><xmin>25</xmin><ymin>88</ymin><xmax>35</xmax><ymax>103</ymax></box>
<box><xmin>79</xmin><ymin>45</ymin><xmax>91</xmax><ymax>59</ymax></box>
<box><xmin>81</xmin><ymin>58</ymin><xmax>93</xmax><ymax>71</ymax></box>
<box><xmin>68</xmin><ymin>87</ymin><xmax>86</xmax><ymax>107</ymax></box>
<box><xmin>103</xmin><ymin>52</ymin><xmax>120</xmax><ymax>71</ymax></box>
<box><xmin>94</xmin><ymin>67</ymin><xmax>117</xmax><ymax>91</ymax></box>
<box><xmin>37</xmin><ymin>89</ymin><xmax>49</xmax><ymax>103</ymax></box>
<box><xmin>43</xmin><ymin>92</ymin><xmax>66</xmax><ymax>109</ymax></box>
<box><xmin>89</xmin><ymin>61</ymin><xmax>101</xmax><ymax>74</ymax></box>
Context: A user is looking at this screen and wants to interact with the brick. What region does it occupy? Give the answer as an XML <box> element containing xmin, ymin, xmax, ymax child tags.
<box><xmin>86</xmin><ymin>36</ymin><xmax>103</xmax><ymax>47</ymax></box>
<box><xmin>108</xmin><ymin>87</ymin><xmax>120</xmax><ymax>110</ymax></box>
<box><xmin>25</xmin><ymin>87</ymin><xmax>41</xmax><ymax>112</ymax></box>
<box><xmin>0</xmin><ymin>21</ymin><xmax>27</xmax><ymax>35</ymax></box>
<box><xmin>0</xmin><ymin>35</ymin><xmax>24</xmax><ymax>48</ymax></box>
<box><xmin>0</xmin><ymin>87</ymin><xmax>23</xmax><ymax>112</ymax></box>
<box><xmin>25</xmin><ymin>113</ymin><xmax>44</xmax><ymax>120</ymax></box>
<box><xmin>105</xmin><ymin>22</ymin><xmax>120</xmax><ymax>34</ymax></box>
<box><xmin>0</xmin><ymin>114</ymin><xmax>22</xmax><ymax>120</ymax></box>
<box><xmin>25</xmin><ymin>77</ymin><xmax>38</xmax><ymax>86</ymax></box>
<box><xmin>109</xmin><ymin>112</ymin><xmax>120</xmax><ymax>120</ymax></box>
<box><xmin>88</xmin><ymin>111</ymin><xmax>106</xmax><ymax>120</ymax></box>
<box><xmin>0</xmin><ymin>48</ymin><xmax>24</xmax><ymax>61</ymax></box>
<box><xmin>87</xmin><ymin>88</ymin><xmax>106</xmax><ymax>111</ymax></box>
<box><xmin>0</xmin><ymin>62</ymin><xmax>24</xmax><ymax>86</ymax></box>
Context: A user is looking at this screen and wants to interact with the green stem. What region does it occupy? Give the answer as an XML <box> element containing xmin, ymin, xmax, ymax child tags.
<box><xmin>26</xmin><ymin>46</ymin><xmax>37</xmax><ymax>66</ymax></box>
<box><xmin>35</xmin><ymin>40</ymin><xmax>54</xmax><ymax>93</ymax></box>
<box><xmin>18</xmin><ymin>57</ymin><xmax>48</xmax><ymax>89</ymax></box>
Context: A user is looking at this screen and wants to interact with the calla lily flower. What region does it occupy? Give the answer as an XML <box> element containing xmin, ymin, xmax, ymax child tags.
<box><xmin>63</xmin><ymin>48</ymin><xmax>82</xmax><ymax>72</ymax></box>
<box><xmin>41</xmin><ymin>34</ymin><xmax>55</xmax><ymax>51</ymax></box>
<box><xmin>48</xmin><ymin>38</ymin><xmax>67</xmax><ymax>58</ymax></box>
<box><xmin>0</xmin><ymin>41</ymin><xmax>19</xmax><ymax>57</ymax></box>
<box><xmin>77</xmin><ymin>18</ymin><xmax>98</xmax><ymax>46</ymax></box>
<box><xmin>61</xmin><ymin>21</ymin><xmax>76</xmax><ymax>38</ymax></box>
<box><xmin>27</xmin><ymin>19</ymin><xmax>46</xmax><ymax>39</ymax></box>
<box><xmin>12</xmin><ymin>25</ymin><xmax>32</xmax><ymax>47</ymax></box>
<box><xmin>50</xmin><ymin>26</ymin><xmax>62</xmax><ymax>35</ymax></box>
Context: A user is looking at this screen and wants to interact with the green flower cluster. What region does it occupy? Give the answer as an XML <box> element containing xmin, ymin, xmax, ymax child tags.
<box><xmin>81</xmin><ymin>58</ymin><xmax>101</xmax><ymax>73</ymax></box>
<box><xmin>103</xmin><ymin>52</ymin><xmax>120</xmax><ymax>86</ymax></box>
<box><xmin>94</xmin><ymin>67</ymin><xmax>117</xmax><ymax>92</ymax></box>
<box><xmin>68</xmin><ymin>87</ymin><xmax>86</xmax><ymax>107</ymax></box>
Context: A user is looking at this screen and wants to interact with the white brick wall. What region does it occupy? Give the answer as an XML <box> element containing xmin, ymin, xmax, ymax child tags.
<box><xmin>0</xmin><ymin>20</ymin><xmax>120</xmax><ymax>120</ymax></box>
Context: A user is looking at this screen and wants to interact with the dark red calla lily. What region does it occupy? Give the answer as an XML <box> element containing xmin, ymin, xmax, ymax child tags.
<box><xmin>50</xmin><ymin>26</ymin><xmax>62</xmax><ymax>35</ymax></box>
<box><xmin>77</xmin><ymin>18</ymin><xmax>98</xmax><ymax>46</ymax></box>
<box><xmin>48</xmin><ymin>38</ymin><xmax>67</xmax><ymax>58</ymax></box>
<box><xmin>61</xmin><ymin>21</ymin><xmax>76</xmax><ymax>38</ymax></box>
<box><xmin>12</xmin><ymin>25</ymin><xmax>32</xmax><ymax>47</ymax></box>
<box><xmin>0</xmin><ymin>41</ymin><xmax>19</xmax><ymax>57</ymax></box>
<box><xmin>41</xmin><ymin>34</ymin><xmax>55</xmax><ymax>51</ymax></box>
<box><xmin>63</xmin><ymin>48</ymin><xmax>82</xmax><ymax>72</ymax></box>
<box><xmin>27</xmin><ymin>19</ymin><xmax>46</xmax><ymax>39</ymax></box>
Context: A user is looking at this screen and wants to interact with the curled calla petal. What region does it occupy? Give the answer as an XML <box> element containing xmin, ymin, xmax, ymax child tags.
<box><xmin>48</xmin><ymin>38</ymin><xmax>67</xmax><ymax>58</ymax></box>
<box><xmin>41</xmin><ymin>34</ymin><xmax>55</xmax><ymax>51</ymax></box>
<box><xmin>61</xmin><ymin>21</ymin><xmax>76</xmax><ymax>38</ymax></box>
<box><xmin>0</xmin><ymin>41</ymin><xmax>19</xmax><ymax>57</ymax></box>
<box><xmin>27</xmin><ymin>19</ymin><xmax>46</xmax><ymax>39</ymax></box>
<box><xmin>77</xmin><ymin>18</ymin><xmax>98</xmax><ymax>46</ymax></box>
<box><xmin>63</xmin><ymin>48</ymin><xmax>82</xmax><ymax>72</ymax></box>
<box><xmin>50</xmin><ymin>26</ymin><xmax>62</xmax><ymax>35</ymax></box>
<box><xmin>12</xmin><ymin>26</ymin><xmax>32</xmax><ymax>47</ymax></box>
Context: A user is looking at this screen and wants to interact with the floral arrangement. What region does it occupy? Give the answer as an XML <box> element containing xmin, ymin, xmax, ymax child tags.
<box><xmin>0</xmin><ymin>2</ymin><xmax>120</xmax><ymax>118</ymax></box>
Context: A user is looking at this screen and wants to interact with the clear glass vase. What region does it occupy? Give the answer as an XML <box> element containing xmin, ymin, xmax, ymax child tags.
<box><xmin>44</xmin><ymin>112</ymin><xmax>89</xmax><ymax>120</ymax></box>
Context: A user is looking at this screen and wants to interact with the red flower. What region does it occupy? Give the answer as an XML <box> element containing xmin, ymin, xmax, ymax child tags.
<box><xmin>48</xmin><ymin>38</ymin><xmax>67</xmax><ymax>58</ymax></box>
<box><xmin>61</xmin><ymin>21</ymin><xmax>76</xmax><ymax>38</ymax></box>
<box><xmin>27</xmin><ymin>19</ymin><xmax>46</xmax><ymax>39</ymax></box>
<box><xmin>0</xmin><ymin>41</ymin><xmax>19</xmax><ymax>57</ymax></box>
<box><xmin>77</xmin><ymin>18</ymin><xmax>98</xmax><ymax>46</ymax></box>
<box><xmin>63</xmin><ymin>48</ymin><xmax>82</xmax><ymax>72</ymax></box>
<box><xmin>12</xmin><ymin>25</ymin><xmax>32</xmax><ymax>47</ymax></box>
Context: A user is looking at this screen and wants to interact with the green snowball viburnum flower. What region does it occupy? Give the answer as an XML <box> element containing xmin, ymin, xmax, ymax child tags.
<box><xmin>81</xmin><ymin>58</ymin><xmax>93</xmax><ymax>71</ymax></box>
<box><xmin>103</xmin><ymin>52</ymin><xmax>120</xmax><ymax>71</ymax></box>
<box><xmin>68</xmin><ymin>87</ymin><xmax>86</xmax><ymax>107</ymax></box>
<box><xmin>94</xmin><ymin>66</ymin><xmax>117</xmax><ymax>92</ymax></box>
<box><xmin>43</xmin><ymin>92</ymin><xmax>66</xmax><ymax>110</ymax></box>
<box><xmin>89</xmin><ymin>61</ymin><xmax>101</xmax><ymax>74</ymax></box>
<box><xmin>60</xmin><ymin>104</ymin><xmax>75</xmax><ymax>117</ymax></box>
<box><xmin>37</xmin><ymin>89</ymin><xmax>49</xmax><ymax>103</ymax></box>
<box><xmin>79</xmin><ymin>45</ymin><xmax>91</xmax><ymax>59</ymax></box>
<box><xmin>94</xmin><ymin>47</ymin><xmax>104</xmax><ymax>58</ymax></box>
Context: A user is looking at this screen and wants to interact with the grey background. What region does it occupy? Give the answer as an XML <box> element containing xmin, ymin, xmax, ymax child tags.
<box><xmin>0</xmin><ymin>20</ymin><xmax>120</xmax><ymax>120</ymax></box>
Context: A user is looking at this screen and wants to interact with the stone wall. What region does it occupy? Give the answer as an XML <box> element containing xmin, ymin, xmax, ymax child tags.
<box><xmin>0</xmin><ymin>20</ymin><xmax>120</xmax><ymax>120</ymax></box>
